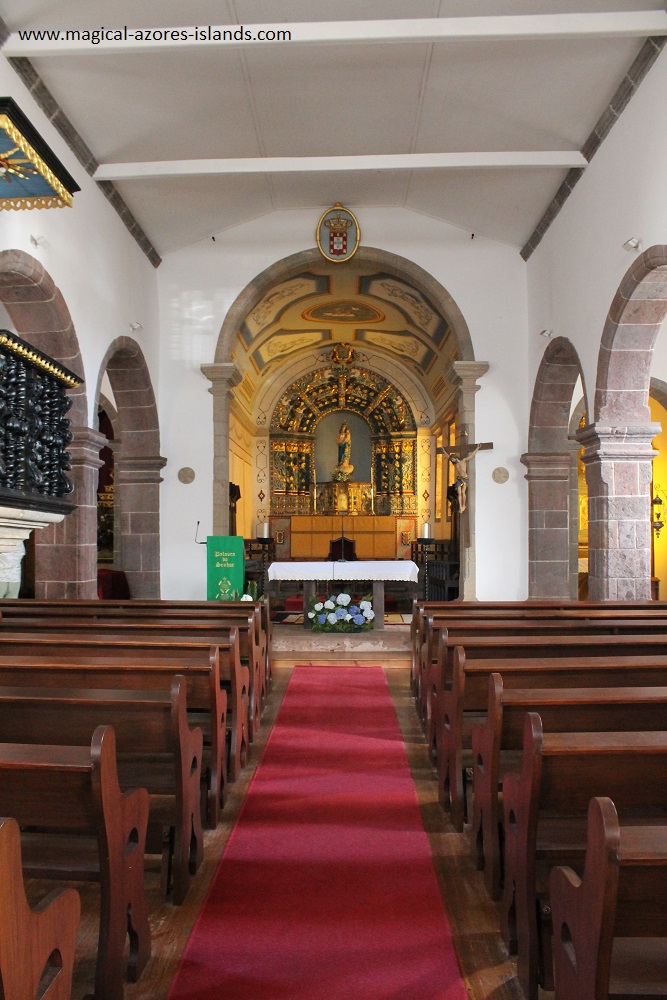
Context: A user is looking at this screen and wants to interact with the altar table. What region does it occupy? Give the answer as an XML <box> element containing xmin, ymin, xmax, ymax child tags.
<box><xmin>267</xmin><ymin>560</ymin><xmax>419</xmax><ymax>630</ymax></box>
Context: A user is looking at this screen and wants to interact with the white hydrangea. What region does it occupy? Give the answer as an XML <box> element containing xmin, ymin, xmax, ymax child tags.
<box><xmin>324</xmin><ymin>599</ymin><xmax>335</xmax><ymax>610</ymax></box>
<box><xmin>345</xmin><ymin>614</ymin><xmax>353</xmax><ymax>622</ymax></box>
<box><xmin>308</xmin><ymin>611</ymin><xmax>315</xmax><ymax>619</ymax></box>
<box><xmin>327</xmin><ymin>612</ymin><xmax>338</xmax><ymax>625</ymax></box>
<box><xmin>359</xmin><ymin>600</ymin><xmax>372</xmax><ymax>610</ymax></box>
<box><xmin>336</xmin><ymin>593</ymin><xmax>351</xmax><ymax>606</ymax></box>
<box><xmin>363</xmin><ymin>608</ymin><xmax>375</xmax><ymax>620</ymax></box>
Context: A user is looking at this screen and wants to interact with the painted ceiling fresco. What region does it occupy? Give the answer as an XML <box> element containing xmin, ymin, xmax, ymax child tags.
<box><xmin>231</xmin><ymin>260</ymin><xmax>457</xmax><ymax>412</ymax></box>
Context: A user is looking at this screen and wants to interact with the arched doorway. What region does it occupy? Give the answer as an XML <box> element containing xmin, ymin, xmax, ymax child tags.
<box><xmin>0</xmin><ymin>249</ymin><xmax>96</xmax><ymax>597</ymax></box>
<box><xmin>94</xmin><ymin>337</ymin><xmax>165</xmax><ymax>598</ymax></box>
<box><xmin>522</xmin><ymin>337</ymin><xmax>586</xmax><ymax>598</ymax></box>
<box><xmin>582</xmin><ymin>245</ymin><xmax>667</xmax><ymax>600</ymax></box>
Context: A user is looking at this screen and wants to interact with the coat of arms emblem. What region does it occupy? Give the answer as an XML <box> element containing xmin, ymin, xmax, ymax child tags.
<box><xmin>316</xmin><ymin>203</ymin><xmax>360</xmax><ymax>263</ymax></box>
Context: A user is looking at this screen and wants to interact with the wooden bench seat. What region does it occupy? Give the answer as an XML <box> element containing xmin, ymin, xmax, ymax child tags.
<box><xmin>0</xmin><ymin>725</ymin><xmax>151</xmax><ymax>1000</ymax></box>
<box><xmin>0</xmin><ymin>595</ymin><xmax>272</xmax><ymax>709</ymax></box>
<box><xmin>501</xmin><ymin>714</ymin><xmax>667</xmax><ymax>1000</ymax></box>
<box><xmin>0</xmin><ymin>629</ymin><xmax>243</xmax><ymax>829</ymax></box>
<box><xmin>0</xmin><ymin>677</ymin><xmax>204</xmax><ymax>905</ymax></box>
<box><xmin>436</xmin><ymin>642</ymin><xmax>667</xmax><ymax>830</ymax></box>
<box><xmin>420</xmin><ymin>616</ymin><xmax>667</xmax><ymax>735</ymax></box>
<box><xmin>0</xmin><ymin>612</ymin><xmax>263</xmax><ymax>741</ymax></box>
<box><xmin>0</xmin><ymin>815</ymin><xmax>80</xmax><ymax>1000</ymax></box>
<box><xmin>550</xmin><ymin>796</ymin><xmax>667</xmax><ymax>1000</ymax></box>
<box><xmin>470</xmin><ymin>674</ymin><xmax>667</xmax><ymax>899</ymax></box>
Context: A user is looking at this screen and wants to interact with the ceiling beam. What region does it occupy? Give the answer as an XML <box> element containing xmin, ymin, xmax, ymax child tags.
<box><xmin>4</xmin><ymin>12</ymin><xmax>667</xmax><ymax>57</ymax></box>
<box><xmin>94</xmin><ymin>150</ymin><xmax>587</xmax><ymax>181</ymax></box>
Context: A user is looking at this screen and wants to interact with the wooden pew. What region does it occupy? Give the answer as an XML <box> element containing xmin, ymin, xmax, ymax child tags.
<box><xmin>0</xmin><ymin>724</ymin><xmax>151</xmax><ymax>1000</ymax></box>
<box><xmin>0</xmin><ymin>595</ymin><xmax>273</xmax><ymax>703</ymax></box>
<box><xmin>0</xmin><ymin>815</ymin><xmax>80</xmax><ymax>1000</ymax></box>
<box><xmin>550</xmin><ymin>796</ymin><xmax>667</xmax><ymax>1000</ymax></box>
<box><xmin>0</xmin><ymin>677</ymin><xmax>204</xmax><ymax>905</ymax></box>
<box><xmin>420</xmin><ymin>614</ymin><xmax>667</xmax><ymax>732</ymax></box>
<box><xmin>0</xmin><ymin>611</ymin><xmax>263</xmax><ymax>741</ymax></box>
<box><xmin>501</xmin><ymin>713</ymin><xmax>667</xmax><ymax>1000</ymax></box>
<box><xmin>436</xmin><ymin>640</ymin><xmax>667</xmax><ymax>830</ymax></box>
<box><xmin>0</xmin><ymin>629</ymin><xmax>248</xmax><ymax>794</ymax></box>
<box><xmin>410</xmin><ymin>597</ymin><xmax>667</xmax><ymax>708</ymax></box>
<box><xmin>470</xmin><ymin>673</ymin><xmax>667</xmax><ymax>899</ymax></box>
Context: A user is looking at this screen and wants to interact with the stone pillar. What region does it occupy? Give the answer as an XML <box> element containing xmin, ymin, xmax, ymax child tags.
<box><xmin>34</xmin><ymin>426</ymin><xmax>105</xmax><ymax>598</ymax></box>
<box><xmin>449</xmin><ymin>360</ymin><xmax>490</xmax><ymax>600</ymax></box>
<box><xmin>578</xmin><ymin>422</ymin><xmax>659</xmax><ymax>600</ymax></box>
<box><xmin>417</xmin><ymin>427</ymin><xmax>433</xmax><ymax>530</ymax></box>
<box><xmin>520</xmin><ymin>452</ymin><xmax>571</xmax><ymax>598</ymax></box>
<box><xmin>114</xmin><ymin>454</ymin><xmax>167</xmax><ymax>598</ymax></box>
<box><xmin>201</xmin><ymin>363</ymin><xmax>242</xmax><ymax>536</ymax></box>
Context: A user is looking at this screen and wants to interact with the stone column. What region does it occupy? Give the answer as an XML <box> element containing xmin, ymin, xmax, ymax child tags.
<box><xmin>578</xmin><ymin>422</ymin><xmax>659</xmax><ymax>600</ymax></box>
<box><xmin>34</xmin><ymin>426</ymin><xmax>105</xmax><ymax>598</ymax></box>
<box><xmin>114</xmin><ymin>454</ymin><xmax>167</xmax><ymax>598</ymax></box>
<box><xmin>201</xmin><ymin>363</ymin><xmax>242</xmax><ymax>536</ymax></box>
<box><xmin>520</xmin><ymin>452</ymin><xmax>571</xmax><ymax>598</ymax></box>
<box><xmin>448</xmin><ymin>360</ymin><xmax>490</xmax><ymax>600</ymax></box>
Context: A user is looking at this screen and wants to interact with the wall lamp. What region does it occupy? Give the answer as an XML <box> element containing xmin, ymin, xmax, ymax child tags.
<box><xmin>652</xmin><ymin>486</ymin><xmax>664</xmax><ymax>537</ymax></box>
<box><xmin>622</xmin><ymin>237</ymin><xmax>641</xmax><ymax>252</ymax></box>
<box><xmin>539</xmin><ymin>329</ymin><xmax>553</xmax><ymax>339</ymax></box>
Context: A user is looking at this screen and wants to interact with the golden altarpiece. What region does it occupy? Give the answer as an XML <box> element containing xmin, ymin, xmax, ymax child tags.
<box><xmin>268</xmin><ymin>362</ymin><xmax>418</xmax><ymax>560</ymax></box>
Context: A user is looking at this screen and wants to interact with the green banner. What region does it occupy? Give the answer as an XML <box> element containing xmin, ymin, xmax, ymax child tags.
<box><xmin>206</xmin><ymin>535</ymin><xmax>245</xmax><ymax>601</ymax></box>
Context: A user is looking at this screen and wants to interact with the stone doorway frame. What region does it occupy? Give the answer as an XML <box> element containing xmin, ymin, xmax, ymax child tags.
<box><xmin>206</xmin><ymin>245</ymin><xmax>488</xmax><ymax>598</ymax></box>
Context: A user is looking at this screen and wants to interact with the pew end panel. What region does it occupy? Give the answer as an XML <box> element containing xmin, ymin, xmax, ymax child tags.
<box><xmin>0</xmin><ymin>815</ymin><xmax>81</xmax><ymax>1000</ymax></box>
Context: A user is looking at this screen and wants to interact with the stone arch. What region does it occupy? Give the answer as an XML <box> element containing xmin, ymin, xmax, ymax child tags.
<box><xmin>94</xmin><ymin>338</ymin><xmax>165</xmax><ymax>597</ymax></box>
<box><xmin>0</xmin><ymin>249</ymin><xmax>97</xmax><ymax>597</ymax></box>
<box><xmin>581</xmin><ymin>245</ymin><xmax>667</xmax><ymax>599</ymax></box>
<box><xmin>213</xmin><ymin>246</ymin><xmax>475</xmax><ymax>364</ymax></box>
<box><xmin>205</xmin><ymin>246</ymin><xmax>487</xmax><ymax>594</ymax></box>
<box><xmin>522</xmin><ymin>337</ymin><xmax>586</xmax><ymax>598</ymax></box>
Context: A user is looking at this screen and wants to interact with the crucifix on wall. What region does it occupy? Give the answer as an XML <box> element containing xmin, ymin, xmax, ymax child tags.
<box><xmin>439</xmin><ymin>441</ymin><xmax>493</xmax><ymax>514</ymax></box>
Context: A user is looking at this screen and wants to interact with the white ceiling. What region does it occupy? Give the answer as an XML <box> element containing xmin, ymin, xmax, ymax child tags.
<box><xmin>1</xmin><ymin>1</ymin><xmax>666</xmax><ymax>256</ymax></box>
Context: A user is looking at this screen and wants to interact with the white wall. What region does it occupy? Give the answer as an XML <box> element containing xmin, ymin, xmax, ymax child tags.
<box><xmin>0</xmin><ymin>59</ymin><xmax>160</xmax><ymax>426</ymax></box>
<box><xmin>157</xmin><ymin>208</ymin><xmax>530</xmax><ymax>599</ymax></box>
<box><xmin>527</xmin><ymin>48</ymin><xmax>667</xmax><ymax>414</ymax></box>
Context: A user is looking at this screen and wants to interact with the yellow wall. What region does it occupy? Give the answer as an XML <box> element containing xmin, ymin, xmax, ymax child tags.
<box><xmin>229</xmin><ymin>410</ymin><xmax>254</xmax><ymax>539</ymax></box>
<box><xmin>649</xmin><ymin>397</ymin><xmax>667</xmax><ymax>598</ymax></box>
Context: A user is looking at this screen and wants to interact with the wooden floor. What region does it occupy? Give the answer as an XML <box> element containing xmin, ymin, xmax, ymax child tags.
<box><xmin>25</xmin><ymin>663</ymin><xmax>528</xmax><ymax>1000</ymax></box>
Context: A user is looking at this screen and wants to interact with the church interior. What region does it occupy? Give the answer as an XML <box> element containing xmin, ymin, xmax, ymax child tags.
<box><xmin>1</xmin><ymin>2</ymin><xmax>667</xmax><ymax>998</ymax></box>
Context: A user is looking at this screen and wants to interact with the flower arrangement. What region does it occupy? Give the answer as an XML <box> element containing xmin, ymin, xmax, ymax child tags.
<box><xmin>307</xmin><ymin>592</ymin><xmax>375</xmax><ymax>632</ymax></box>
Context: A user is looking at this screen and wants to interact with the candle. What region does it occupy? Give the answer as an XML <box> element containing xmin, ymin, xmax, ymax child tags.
<box><xmin>259</xmin><ymin>522</ymin><xmax>270</xmax><ymax>538</ymax></box>
<box><xmin>421</xmin><ymin>522</ymin><xmax>432</xmax><ymax>539</ymax></box>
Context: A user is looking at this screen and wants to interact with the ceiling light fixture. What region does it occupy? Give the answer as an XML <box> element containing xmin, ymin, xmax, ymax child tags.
<box><xmin>622</xmin><ymin>237</ymin><xmax>641</xmax><ymax>251</ymax></box>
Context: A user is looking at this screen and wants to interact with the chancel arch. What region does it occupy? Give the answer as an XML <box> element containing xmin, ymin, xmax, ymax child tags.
<box><xmin>206</xmin><ymin>244</ymin><xmax>488</xmax><ymax>595</ymax></box>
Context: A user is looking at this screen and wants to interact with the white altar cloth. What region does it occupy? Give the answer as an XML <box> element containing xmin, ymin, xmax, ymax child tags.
<box><xmin>267</xmin><ymin>560</ymin><xmax>419</xmax><ymax>584</ymax></box>
<box><xmin>267</xmin><ymin>560</ymin><xmax>418</xmax><ymax>630</ymax></box>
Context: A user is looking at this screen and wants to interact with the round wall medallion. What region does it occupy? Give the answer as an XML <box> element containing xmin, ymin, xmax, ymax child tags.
<box><xmin>178</xmin><ymin>467</ymin><xmax>195</xmax><ymax>484</ymax></box>
<box><xmin>492</xmin><ymin>466</ymin><xmax>509</xmax><ymax>484</ymax></box>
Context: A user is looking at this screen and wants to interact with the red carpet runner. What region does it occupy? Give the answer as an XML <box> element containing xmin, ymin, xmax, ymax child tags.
<box><xmin>168</xmin><ymin>666</ymin><xmax>468</xmax><ymax>1000</ymax></box>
